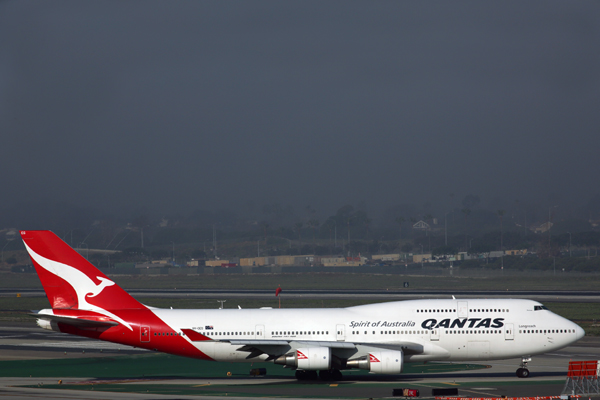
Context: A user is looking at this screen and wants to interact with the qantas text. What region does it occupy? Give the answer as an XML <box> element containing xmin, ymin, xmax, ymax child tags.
<box><xmin>421</xmin><ymin>318</ymin><xmax>505</xmax><ymax>330</ymax></box>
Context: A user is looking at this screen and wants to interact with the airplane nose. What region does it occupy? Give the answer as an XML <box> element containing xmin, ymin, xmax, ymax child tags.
<box><xmin>575</xmin><ymin>324</ymin><xmax>585</xmax><ymax>340</ymax></box>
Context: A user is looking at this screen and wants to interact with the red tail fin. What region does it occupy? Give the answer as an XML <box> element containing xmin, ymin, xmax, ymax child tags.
<box><xmin>21</xmin><ymin>230</ymin><xmax>144</xmax><ymax>311</ymax></box>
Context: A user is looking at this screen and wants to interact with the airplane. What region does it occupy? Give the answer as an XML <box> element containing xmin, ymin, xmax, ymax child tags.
<box><xmin>21</xmin><ymin>230</ymin><xmax>584</xmax><ymax>380</ymax></box>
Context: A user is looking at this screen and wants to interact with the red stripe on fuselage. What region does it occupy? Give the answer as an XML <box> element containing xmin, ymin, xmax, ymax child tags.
<box><xmin>52</xmin><ymin>308</ymin><xmax>214</xmax><ymax>361</ymax></box>
<box><xmin>181</xmin><ymin>329</ymin><xmax>211</xmax><ymax>341</ymax></box>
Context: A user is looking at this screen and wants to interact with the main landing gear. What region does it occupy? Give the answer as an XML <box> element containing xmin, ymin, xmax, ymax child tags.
<box><xmin>295</xmin><ymin>369</ymin><xmax>342</xmax><ymax>381</ymax></box>
<box><xmin>516</xmin><ymin>357</ymin><xmax>531</xmax><ymax>378</ymax></box>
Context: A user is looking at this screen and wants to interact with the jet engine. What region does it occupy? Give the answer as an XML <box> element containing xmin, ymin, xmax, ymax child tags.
<box><xmin>346</xmin><ymin>350</ymin><xmax>403</xmax><ymax>374</ymax></box>
<box><xmin>274</xmin><ymin>347</ymin><xmax>331</xmax><ymax>370</ymax></box>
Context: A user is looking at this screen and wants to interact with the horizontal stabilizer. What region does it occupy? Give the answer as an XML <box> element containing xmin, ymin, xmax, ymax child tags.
<box><xmin>31</xmin><ymin>313</ymin><xmax>119</xmax><ymax>328</ymax></box>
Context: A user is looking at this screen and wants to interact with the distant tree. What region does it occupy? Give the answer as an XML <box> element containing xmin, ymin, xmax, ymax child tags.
<box><xmin>400</xmin><ymin>243</ymin><xmax>412</xmax><ymax>253</ymax></box>
<box><xmin>497</xmin><ymin>209</ymin><xmax>506</xmax><ymax>252</ymax></box>
<box><xmin>462</xmin><ymin>194</ymin><xmax>481</xmax><ymax>209</ymax></box>
<box><xmin>308</xmin><ymin>219</ymin><xmax>320</xmax><ymax>253</ymax></box>
<box><xmin>294</xmin><ymin>222</ymin><xmax>303</xmax><ymax>241</ymax></box>
<box><xmin>395</xmin><ymin>217</ymin><xmax>405</xmax><ymax>240</ymax></box>
<box><xmin>190</xmin><ymin>249</ymin><xmax>207</xmax><ymax>259</ymax></box>
<box><xmin>122</xmin><ymin>247</ymin><xmax>148</xmax><ymax>256</ymax></box>
<box><xmin>462</xmin><ymin>208</ymin><xmax>471</xmax><ymax>251</ymax></box>
<box><xmin>432</xmin><ymin>246</ymin><xmax>457</xmax><ymax>256</ymax></box>
<box><xmin>5</xmin><ymin>256</ymin><xmax>17</xmax><ymax>265</ymax></box>
<box><xmin>424</xmin><ymin>213</ymin><xmax>434</xmax><ymax>224</ymax></box>
<box><xmin>470</xmin><ymin>242</ymin><xmax>494</xmax><ymax>255</ymax></box>
<box><xmin>409</xmin><ymin>217</ymin><xmax>417</xmax><ymax>239</ymax></box>
<box><xmin>364</xmin><ymin>217</ymin><xmax>371</xmax><ymax>239</ymax></box>
<box><xmin>151</xmin><ymin>249</ymin><xmax>170</xmax><ymax>259</ymax></box>
<box><xmin>260</xmin><ymin>222</ymin><xmax>269</xmax><ymax>244</ymax></box>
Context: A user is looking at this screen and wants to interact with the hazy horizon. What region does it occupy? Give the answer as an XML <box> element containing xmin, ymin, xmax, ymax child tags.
<box><xmin>1</xmin><ymin>1</ymin><xmax>599</xmax><ymax>223</ymax></box>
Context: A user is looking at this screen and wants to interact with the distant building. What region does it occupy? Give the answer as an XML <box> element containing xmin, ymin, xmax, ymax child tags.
<box><xmin>533</xmin><ymin>222</ymin><xmax>553</xmax><ymax>234</ymax></box>
<box><xmin>412</xmin><ymin>220</ymin><xmax>431</xmax><ymax>230</ymax></box>
<box><xmin>372</xmin><ymin>254</ymin><xmax>401</xmax><ymax>262</ymax></box>
<box><xmin>505</xmin><ymin>249</ymin><xmax>527</xmax><ymax>256</ymax></box>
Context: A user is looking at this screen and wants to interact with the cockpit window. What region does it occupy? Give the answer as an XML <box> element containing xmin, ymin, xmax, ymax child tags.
<box><xmin>534</xmin><ymin>305</ymin><xmax>548</xmax><ymax>311</ymax></box>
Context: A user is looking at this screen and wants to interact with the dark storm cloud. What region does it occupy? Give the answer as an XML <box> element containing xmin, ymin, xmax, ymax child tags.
<box><xmin>1</xmin><ymin>1</ymin><xmax>598</xmax><ymax>217</ymax></box>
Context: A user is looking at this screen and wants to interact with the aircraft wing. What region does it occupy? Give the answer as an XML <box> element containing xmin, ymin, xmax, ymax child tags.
<box><xmin>228</xmin><ymin>339</ymin><xmax>357</xmax><ymax>348</ymax></box>
<box><xmin>223</xmin><ymin>339</ymin><xmax>424</xmax><ymax>360</ymax></box>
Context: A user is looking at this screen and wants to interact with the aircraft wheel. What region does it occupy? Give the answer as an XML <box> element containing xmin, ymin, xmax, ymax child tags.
<box><xmin>516</xmin><ymin>368</ymin><xmax>530</xmax><ymax>378</ymax></box>
<box><xmin>331</xmin><ymin>369</ymin><xmax>343</xmax><ymax>381</ymax></box>
<box><xmin>295</xmin><ymin>370</ymin><xmax>307</xmax><ymax>380</ymax></box>
<box><xmin>319</xmin><ymin>370</ymin><xmax>332</xmax><ymax>381</ymax></box>
<box><xmin>306</xmin><ymin>370</ymin><xmax>319</xmax><ymax>380</ymax></box>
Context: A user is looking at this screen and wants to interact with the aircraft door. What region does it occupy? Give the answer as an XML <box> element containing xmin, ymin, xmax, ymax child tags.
<box><xmin>430</xmin><ymin>328</ymin><xmax>440</xmax><ymax>341</ymax></box>
<box><xmin>141</xmin><ymin>326</ymin><xmax>150</xmax><ymax>343</ymax></box>
<box><xmin>457</xmin><ymin>301</ymin><xmax>468</xmax><ymax>319</ymax></box>
<box><xmin>255</xmin><ymin>325</ymin><xmax>265</xmax><ymax>339</ymax></box>
<box><xmin>336</xmin><ymin>324</ymin><xmax>345</xmax><ymax>341</ymax></box>
<box><xmin>504</xmin><ymin>323</ymin><xmax>514</xmax><ymax>340</ymax></box>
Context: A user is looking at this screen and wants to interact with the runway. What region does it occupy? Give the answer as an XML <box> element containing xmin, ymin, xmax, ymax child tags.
<box><xmin>1</xmin><ymin>321</ymin><xmax>599</xmax><ymax>399</ymax></box>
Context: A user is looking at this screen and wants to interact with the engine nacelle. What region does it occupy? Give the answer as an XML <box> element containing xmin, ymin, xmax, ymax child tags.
<box><xmin>368</xmin><ymin>351</ymin><xmax>403</xmax><ymax>374</ymax></box>
<box><xmin>274</xmin><ymin>347</ymin><xmax>331</xmax><ymax>370</ymax></box>
<box><xmin>347</xmin><ymin>350</ymin><xmax>403</xmax><ymax>374</ymax></box>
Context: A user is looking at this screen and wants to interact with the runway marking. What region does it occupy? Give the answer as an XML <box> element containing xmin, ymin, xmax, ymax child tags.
<box><xmin>463</xmin><ymin>388</ymin><xmax>501</xmax><ymax>397</ymax></box>
<box><xmin>441</xmin><ymin>382</ymin><xmax>460</xmax><ymax>385</ymax></box>
<box><xmin>192</xmin><ymin>384</ymin><xmax>211</xmax><ymax>387</ymax></box>
<box><xmin>329</xmin><ymin>384</ymin><xmax>338</xmax><ymax>387</ymax></box>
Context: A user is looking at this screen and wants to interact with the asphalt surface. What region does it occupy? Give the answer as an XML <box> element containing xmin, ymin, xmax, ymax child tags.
<box><xmin>1</xmin><ymin>320</ymin><xmax>600</xmax><ymax>399</ymax></box>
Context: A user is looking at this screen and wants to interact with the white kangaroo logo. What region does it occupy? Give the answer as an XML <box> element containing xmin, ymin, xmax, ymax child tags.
<box><xmin>24</xmin><ymin>243</ymin><xmax>132</xmax><ymax>331</ymax></box>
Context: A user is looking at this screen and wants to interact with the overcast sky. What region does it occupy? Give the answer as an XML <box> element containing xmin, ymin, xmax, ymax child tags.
<box><xmin>1</xmin><ymin>1</ymin><xmax>599</xmax><ymax>218</ymax></box>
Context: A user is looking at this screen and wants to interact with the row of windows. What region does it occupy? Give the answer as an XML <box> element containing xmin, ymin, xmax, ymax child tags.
<box><xmin>204</xmin><ymin>332</ymin><xmax>252</xmax><ymax>336</ymax></box>
<box><xmin>416</xmin><ymin>308</ymin><xmax>510</xmax><ymax>313</ymax></box>
<box><xmin>349</xmin><ymin>328</ymin><xmax>573</xmax><ymax>336</ymax></box>
<box><xmin>201</xmin><ymin>331</ymin><xmax>331</xmax><ymax>337</ymax></box>
<box><xmin>352</xmin><ymin>330</ymin><xmax>428</xmax><ymax>335</ymax></box>
<box><xmin>446</xmin><ymin>330</ymin><xmax>503</xmax><ymax>334</ymax></box>
<box><xmin>149</xmin><ymin>327</ymin><xmax>572</xmax><ymax>339</ymax></box>
<box><xmin>154</xmin><ymin>332</ymin><xmax>184</xmax><ymax>336</ymax></box>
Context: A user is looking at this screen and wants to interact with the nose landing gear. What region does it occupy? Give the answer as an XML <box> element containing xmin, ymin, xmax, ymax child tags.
<box><xmin>516</xmin><ymin>357</ymin><xmax>531</xmax><ymax>378</ymax></box>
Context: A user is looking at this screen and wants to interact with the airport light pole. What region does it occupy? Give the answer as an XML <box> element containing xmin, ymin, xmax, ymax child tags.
<box><xmin>567</xmin><ymin>232</ymin><xmax>572</xmax><ymax>257</ymax></box>
<box><xmin>1</xmin><ymin>241</ymin><xmax>9</xmax><ymax>263</ymax></box>
<box><xmin>171</xmin><ymin>241</ymin><xmax>175</xmax><ymax>264</ymax></box>
<box><xmin>444</xmin><ymin>213</ymin><xmax>448</xmax><ymax>246</ymax></box>
<box><xmin>333</xmin><ymin>220</ymin><xmax>337</xmax><ymax>251</ymax></box>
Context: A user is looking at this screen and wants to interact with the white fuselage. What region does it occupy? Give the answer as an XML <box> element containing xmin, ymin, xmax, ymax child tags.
<box><xmin>151</xmin><ymin>298</ymin><xmax>584</xmax><ymax>364</ymax></box>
